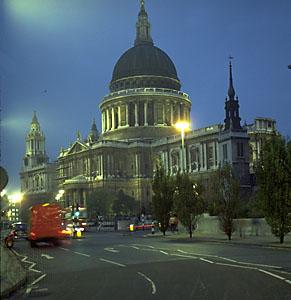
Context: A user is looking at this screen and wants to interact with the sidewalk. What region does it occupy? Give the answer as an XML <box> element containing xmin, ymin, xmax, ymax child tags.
<box><xmin>145</xmin><ymin>231</ymin><xmax>291</xmax><ymax>249</ymax></box>
<box><xmin>0</xmin><ymin>244</ymin><xmax>27</xmax><ymax>298</ymax></box>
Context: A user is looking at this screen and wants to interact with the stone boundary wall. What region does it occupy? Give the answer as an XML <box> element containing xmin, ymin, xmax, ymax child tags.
<box><xmin>193</xmin><ymin>214</ymin><xmax>272</xmax><ymax>237</ymax></box>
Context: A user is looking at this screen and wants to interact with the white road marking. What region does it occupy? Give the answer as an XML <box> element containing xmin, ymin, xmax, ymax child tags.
<box><xmin>99</xmin><ymin>258</ymin><xmax>126</xmax><ymax>267</ymax></box>
<box><xmin>258</xmin><ymin>269</ymin><xmax>287</xmax><ymax>281</ymax></box>
<box><xmin>217</xmin><ymin>257</ymin><xmax>237</xmax><ymax>263</ymax></box>
<box><xmin>177</xmin><ymin>249</ymin><xmax>282</xmax><ymax>270</ymax></box>
<box><xmin>171</xmin><ymin>253</ymin><xmax>198</xmax><ymax>259</ymax></box>
<box><xmin>131</xmin><ymin>246</ymin><xmax>140</xmax><ymax>250</ymax></box>
<box><xmin>237</xmin><ymin>261</ymin><xmax>282</xmax><ymax>269</ymax></box>
<box><xmin>12</xmin><ymin>250</ymin><xmax>42</xmax><ymax>273</ymax></box>
<box><xmin>30</xmin><ymin>274</ymin><xmax>47</xmax><ymax>287</ymax></box>
<box><xmin>59</xmin><ymin>247</ymin><xmax>70</xmax><ymax>251</ymax></box>
<box><xmin>137</xmin><ymin>272</ymin><xmax>157</xmax><ymax>294</ymax></box>
<box><xmin>74</xmin><ymin>251</ymin><xmax>90</xmax><ymax>257</ymax></box>
<box><xmin>159</xmin><ymin>250</ymin><xmax>168</xmax><ymax>255</ymax></box>
<box><xmin>34</xmin><ymin>288</ymin><xmax>49</xmax><ymax>293</ymax></box>
<box><xmin>199</xmin><ymin>257</ymin><xmax>214</xmax><ymax>264</ymax></box>
<box><xmin>215</xmin><ymin>262</ymin><xmax>257</xmax><ymax>270</ymax></box>
<box><xmin>104</xmin><ymin>247</ymin><xmax>120</xmax><ymax>253</ymax></box>
<box><xmin>132</xmin><ymin>244</ymin><xmax>155</xmax><ymax>249</ymax></box>
<box><xmin>41</xmin><ymin>254</ymin><xmax>54</xmax><ymax>260</ymax></box>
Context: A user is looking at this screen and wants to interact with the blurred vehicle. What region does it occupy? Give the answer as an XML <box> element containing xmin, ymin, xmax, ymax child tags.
<box><xmin>128</xmin><ymin>223</ymin><xmax>153</xmax><ymax>231</ymax></box>
<box><xmin>28</xmin><ymin>203</ymin><xmax>71</xmax><ymax>247</ymax></box>
<box><xmin>12</xmin><ymin>222</ymin><xmax>28</xmax><ymax>239</ymax></box>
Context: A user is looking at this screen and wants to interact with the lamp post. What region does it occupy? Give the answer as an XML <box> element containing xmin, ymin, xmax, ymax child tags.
<box><xmin>175</xmin><ymin>121</ymin><xmax>190</xmax><ymax>172</ymax></box>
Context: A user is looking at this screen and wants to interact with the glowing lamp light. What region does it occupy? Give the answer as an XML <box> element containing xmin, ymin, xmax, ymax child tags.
<box><xmin>8</xmin><ymin>192</ymin><xmax>23</xmax><ymax>204</ymax></box>
<box><xmin>175</xmin><ymin>121</ymin><xmax>190</xmax><ymax>131</ymax></box>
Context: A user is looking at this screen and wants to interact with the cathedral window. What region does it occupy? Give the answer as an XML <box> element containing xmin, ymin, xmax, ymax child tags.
<box><xmin>223</xmin><ymin>144</ymin><xmax>228</xmax><ymax>160</ymax></box>
<box><xmin>237</xmin><ymin>142</ymin><xmax>244</xmax><ymax>157</ymax></box>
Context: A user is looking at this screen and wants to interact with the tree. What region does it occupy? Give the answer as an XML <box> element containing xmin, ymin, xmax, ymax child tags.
<box><xmin>87</xmin><ymin>188</ymin><xmax>117</xmax><ymax>217</ymax></box>
<box><xmin>255</xmin><ymin>135</ymin><xmax>291</xmax><ymax>243</ymax></box>
<box><xmin>173</xmin><ymin>172</ymin><xmax>204</xmax><ymax>238</ymax></box>
<box><xmin>152</xmin><ymin>163</ymin><xmax>176</xmax><ymax>236</ymax></box>
<box><xmin>208</xmin><ymin>164</ymin><xmax>240</xmax><ymax>240</ymax></box>
<box><xmin>112</xmin><ymin>190</ymin><xmax>138</xmax><ymax>216</ymax></box>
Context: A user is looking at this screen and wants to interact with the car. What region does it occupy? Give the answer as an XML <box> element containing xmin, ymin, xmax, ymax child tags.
<box><xmin>12</xmin><ymin>222</ymin><xmax>28</xmax><ymax>239</ymax></box>
<box><xmin>128</xmin><ymin>223</ymin><xmax>153</xmax><ymax>231</ymax></box>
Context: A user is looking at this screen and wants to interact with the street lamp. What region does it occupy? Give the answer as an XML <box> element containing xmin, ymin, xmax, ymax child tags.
<box><xmin>55</xmin><ymin>189</ymin><xmax>65</xmax><ymax>207</ymax></box>
<box><xmin>175</xmin><ymin>121</ymin><xmax>190</xmax><ymax>172</ymax></box>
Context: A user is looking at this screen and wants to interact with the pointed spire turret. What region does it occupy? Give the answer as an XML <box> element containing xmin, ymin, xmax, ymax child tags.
<box><xmin>88</xmin><ymin>119</ymin><xmax>99</xmax><ymax>143</ymax></box>
<box><xmin>77</xmin><ymin>130</ymin><xmax>81</xmax><ymax>141</ymax></box>
<box><xmin>228</xmin><ymin>59</ymin><xmax>236</xmax><ymax>100</ymax></box>
<box><xmin>31</xmin><ymin>111</ymin><xmax>39</xmax><ymax>124</ymax></box>
<box><xmin>30</xmin><ymin>111</ymin><xmax>40</xmax><ymax>132</ymax></box>
<box><xmin>224</xmin><ymin>58</ymin><xmax>242</xmax><ymax>131</ymax></box>
<box><xmin>134</xmin><ymin>0</ymin><xmax>153</xmax><ymax>46</ymax></box>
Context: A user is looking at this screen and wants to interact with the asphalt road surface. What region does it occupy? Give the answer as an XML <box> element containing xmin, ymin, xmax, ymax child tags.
<box><xmin>8</xmin><ymin>231</ymin><xmax>291</xmax><ymax>300</ymax></box>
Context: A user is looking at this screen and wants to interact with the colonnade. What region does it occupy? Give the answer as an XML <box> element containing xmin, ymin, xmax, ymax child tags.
<box><xmin>101</xmin><ymin>100</ymin><xmax>190</xmax><ymax>133</ymax></box>
<box><xmin>159</xmin><ymin>140</ymin><xmax>219</xmax><ymax>174</ymax></box>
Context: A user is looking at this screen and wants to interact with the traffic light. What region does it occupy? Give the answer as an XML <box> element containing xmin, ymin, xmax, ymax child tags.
<box><xmin>74</xmin><ymin>203</ymin><xmax>80</xmax><ymax>218</ymax></box>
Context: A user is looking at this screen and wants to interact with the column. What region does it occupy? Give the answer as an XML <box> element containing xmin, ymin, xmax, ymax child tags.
<box><xmin>135</xmin><ymin>153</ymin><xmax>139</xmax><ymax>176</ymax></box>
<box><xmin>144</xmin><ymin>101</ymin><xmax>148</xmax><ymax>126</ymax></box>
<box><xmin>106</xmin><ymin>109</ymin><xmax>110</xmax><ymax>131</ymax></box>
<box><xmin>100</xmin><ymin>155</ymin><xmax>103</xmax><ymax>178</ymax></box>
<box><xmin>188</xmin><ymin>147</ymin><xmax>192</xmax><ymax>173</ymax></box>
<box><xmin>204</xmin><ymin>143</ymin><xmax>207</xmax><ymax>169</ymax></box>
<box><xmin>213</xmin><ymin>141</ymin><xmax>217</xmax><ymax>167</ymax></box>
<box><xmin>178</xmin><ymin>104</ymin><xmax>181</xmax><ymax>122</ymax></box>
<box><xmin>170</xmin><ymin>103</ymin><xmax>174</xmax><ymax>125</ymax></box>
<box><xmin>169</xmin><ymin>151</ymin><xmax>173</xmax><ymax>175</ymax></box>
<box><xmin>118</xmin><ymin>105</ymin><xmax>121</xmax><ymax>127</ymax></box>
<box><xmin>126</xmin><ymin>103</ymin><xmax>129</xmax><ymax>126</ymax></box>
<box><xmin>111</xmin><ymin>107</ymin><xmax>115</xmax><ymax>130</ymax></box>
<box><xmin>135</xmin><ymin>102</ymin><xmax>138</xmax><ymax>127</ymax></box>
<box><xmin>162</xmin><ymin>103</ymin><xmax>165</xmax><ymax>124</ymax></box>
<box><xmin>199</xmin><ymin>143</ymin><xmax>204</xmax><ymax>170</ymax></box>
<box><xmin>101</xmin><ymin>111</ymin><xmax>105</xmax><ymax>133</ymax></box>
<box><xmin>165</xmin><ymin>151</ymin><xmax>169</xmax><ymax>173</ymax></box>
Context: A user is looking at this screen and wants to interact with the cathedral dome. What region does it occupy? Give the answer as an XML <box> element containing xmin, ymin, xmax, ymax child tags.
<box><xmin>109</xmin><ymin>1</ymin><xmax>181</xmax><ymax>92</ymax></box>
<box><xmin>112</xmin><ymin>44</ymin><xmax>179</xmax><ymax>82</ymax></box>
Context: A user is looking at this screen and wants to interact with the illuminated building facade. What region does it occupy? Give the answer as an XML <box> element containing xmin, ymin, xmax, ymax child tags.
<box><xmin>20</xmin><ymin>1</ymin><xmax>277</xmax><ymax>214</ymax></box>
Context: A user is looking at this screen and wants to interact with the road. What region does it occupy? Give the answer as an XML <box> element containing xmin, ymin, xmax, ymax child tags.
<box><xmin>8</xmin><ymin>231</ymin><xmax>291</xmax><ymax>300</ymax></box>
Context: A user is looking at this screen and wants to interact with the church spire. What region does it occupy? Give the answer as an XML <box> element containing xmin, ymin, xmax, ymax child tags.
<box><xmin>134</xmin><ymin>0</ymin><xmax>153</xmax><ymax>46</ymax></box>
<box><xmin>30</xmin><ymin>111</ymin><xmax>40</xmax><ymax>132</ymax></box>
<box><xmin>88</xmin><ymin>118</ymin><xmax>99</xmax><ymax>143</ymax></box>
<box><xmin>224</xmin><ymin>59</ymin><xmax>242</xmax><ymax>131</ymax></box>
<box><xmin>227</xmin><ymin>57</ymin><xmax>236</xmax><ymax>100</ymax></box>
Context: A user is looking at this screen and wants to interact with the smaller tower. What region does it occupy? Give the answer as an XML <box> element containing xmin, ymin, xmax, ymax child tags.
<box><xmin>219</xmin><ymin>60</ymin><xmax>250</xmax><ymax>189</ymax></box>
<box><xmin>88</xmin><ymin>119</ymin><xmax>99</xmax><ymax>143</ymax></box>
<box><xmin>135</xmin><ymin>0</ymin><xmax>153</xmax><ymax>46</ymax></box>
<box><xmin>23</xmin><ymin>111</ymin><xmax>48</xmax><ymax>168</ymax></box>
<box><xmin>224</xmin><ymin>59</ymin><xmax>242</xmax><ymax>131</ymax></box>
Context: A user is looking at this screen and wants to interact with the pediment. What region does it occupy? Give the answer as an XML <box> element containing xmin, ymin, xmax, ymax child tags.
<box><xmin>67</xmin><ymin>141</ymin><xmax>88</xmax><ymax>155</ymax></box>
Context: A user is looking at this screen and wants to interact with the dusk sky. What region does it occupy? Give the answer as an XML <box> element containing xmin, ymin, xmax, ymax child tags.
<box><xmin>1</xmin><ymin>0</ymin><xmax>291</xmax><ymax>192</ymax></box>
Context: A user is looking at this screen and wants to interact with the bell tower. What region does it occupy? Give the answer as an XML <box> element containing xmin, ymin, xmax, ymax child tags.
<box><xmin>23</xmin><ymin>111</ymin><xmax>48</xmax><ymax>169</ymax></box>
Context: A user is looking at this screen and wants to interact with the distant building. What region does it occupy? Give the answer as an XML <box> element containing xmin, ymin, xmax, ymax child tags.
<box><xmin>20</xmin><ymin>2</ymin><xmax>277</xmax><ymax>215</ymax></box>
<box><xmin>19</xmin><ymin>112</ymin><xmax>56</xmax><ymax>220</ymax></box>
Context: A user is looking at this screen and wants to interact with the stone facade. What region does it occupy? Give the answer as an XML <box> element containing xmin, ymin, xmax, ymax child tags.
<box><xmin>20</xmin><ymin>2</ymin><xmax>277</xmax><ymax>216</ymax></box>
<box><xmin>19</xmin><ymin>112</ymin><xmax>56</xmax><ymax>220</ymax></box>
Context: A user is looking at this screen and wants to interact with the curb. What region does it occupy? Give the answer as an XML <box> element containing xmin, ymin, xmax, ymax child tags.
<box><xmin>143</xmin><ymin>233</ymin><xmax>291</xmax><ymax>249</ymax></box>
<box><xmin>0</xmin><ymin>245</ymin><xmax>28</xmax><ymax>298</ymax></box>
